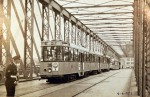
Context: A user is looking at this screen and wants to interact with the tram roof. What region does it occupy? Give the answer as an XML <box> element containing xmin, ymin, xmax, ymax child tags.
<box><xmin>41</xmin><ymin>40</ymin><xmax>104</xmax><ymax>56</ymax></box>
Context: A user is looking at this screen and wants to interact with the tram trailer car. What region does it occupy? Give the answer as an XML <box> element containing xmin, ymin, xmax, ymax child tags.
<box><xmin>110</xmin><ymin>59</ymin><xmax>120</xmax><ymax>70</ymax></box>
<box><xmin>40</xmin><ymin>40</ymin><xmax>110</xmax><ymax>82</ymax></box>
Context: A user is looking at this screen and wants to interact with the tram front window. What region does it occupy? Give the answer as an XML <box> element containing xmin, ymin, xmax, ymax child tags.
<box><xmin>43</xmin><ymin>46</ymin><xmax>63</xmax><ymax>61</ymax></box>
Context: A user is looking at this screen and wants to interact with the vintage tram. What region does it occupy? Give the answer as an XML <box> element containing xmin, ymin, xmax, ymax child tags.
<box><xmin>110</xmin><ymin>59</ymin><xmax>120</xmax><ymax>70</ymax></box>
<box><xmin>40</xmin><ymin>40</ymin><xmax>110</xmax><ymax>82</ymax></box>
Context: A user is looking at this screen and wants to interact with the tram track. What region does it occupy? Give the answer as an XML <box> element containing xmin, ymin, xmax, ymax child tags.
<box><xmin>0</xmin><ymin>80</ymin><xmax>59</xmax><ymax>97</ymax></box>
<box><xmin>17</xmin><ymin>83</ymin><xmax>59</xmax><ymax>97</ymax></box>
<box><xmin>1</xmin><ymin>70</ymin><xmax>121</xmax><ymax>97</ymax></box>
<box><xmin>72</xmin><ymin>70</ymin><xmax>120</xmax><ymax>97</ymax></box>
<box><xmin>38</xmin><ymin>70</ymin><xmax>121</xmax><ymax>97</ymax></box>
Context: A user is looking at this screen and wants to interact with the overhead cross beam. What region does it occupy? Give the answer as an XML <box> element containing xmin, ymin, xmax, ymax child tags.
<box><xmin>85</xmin><ymin>23</ymin><xmax>132</xmax><ymax>25</ymax></box>
<box><xmin>93</xmin><ymin>30</ymin><xmax>133</xmax><ymax>31</ymax></box>
<box><xmin>100</xmin><ymin>34</ymin><xmax>133</xmax><ymax>36</ymax></box>
<box><xmin>80</xmin><ymin>18</ymin><xmax>133</xmax><ymax>20</ymax></box>
<box><xmin>101</xmin><ymin>36</ymin><xmax>132</xmax><ymax>37</ymax></box>
<box><xmin>64</xmin><ymin>4</ymin><xmax>133</xmax><ymax>9</ymax></box>
<box><xmin>90</xmin><ymin>26</ymin><xmax>132</xmax><ymax>29</ymax></box>
<box><xmin>72</xmin><ymin>12</ymin><xmax>133</xmax><ymax>15</ymax></box>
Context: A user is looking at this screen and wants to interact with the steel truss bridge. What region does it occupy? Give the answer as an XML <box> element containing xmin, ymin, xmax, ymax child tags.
<box><xmin>0</xmin><ymin>0</ymin><xmax>150</xmax><ymax>97</ymax></box>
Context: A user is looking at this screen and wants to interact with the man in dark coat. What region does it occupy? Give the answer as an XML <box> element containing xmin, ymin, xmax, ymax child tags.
<box><xmin>5</xmin><ymin>55</ymin><xmax>20</xmax><ymax>97</ymax></box>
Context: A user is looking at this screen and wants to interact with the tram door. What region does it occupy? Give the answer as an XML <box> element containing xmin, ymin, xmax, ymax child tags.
<box><xmin>99</xmin><ymin>57</ymin><xmax>101</xmax><ymax>72</ymax></box>
<box><xmin>80</xmin><ymin>53</ymin><xmax>84</xmax><ymax>76</ymax></box>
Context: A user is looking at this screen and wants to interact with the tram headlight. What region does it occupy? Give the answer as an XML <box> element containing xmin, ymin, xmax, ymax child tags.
<box><xmin>47</xmin><ymin>63</ymin><xmax>52</xmax><ymax>73</ymax></box>
<box><xmin>48</xmin><ymin>67</ymin><xmax>52</xmax><ymax>73</ymax></box>
<box><xmin>52</xmin><ymin>62</ymin><xmax>59</xmax><ymax>71</ymax></box>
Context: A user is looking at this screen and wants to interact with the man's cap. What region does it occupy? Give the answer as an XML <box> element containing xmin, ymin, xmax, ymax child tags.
<box><xmin>13</xmin><ymin>55</ymin><xmax>20</xmax><ymax>60</ymax></box>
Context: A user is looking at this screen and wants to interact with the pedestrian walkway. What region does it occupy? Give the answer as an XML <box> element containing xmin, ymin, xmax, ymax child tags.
<box><xmin>76</xmin><ymin>69</ymin><xmax>139</xmax><ymax>97</ymax></box>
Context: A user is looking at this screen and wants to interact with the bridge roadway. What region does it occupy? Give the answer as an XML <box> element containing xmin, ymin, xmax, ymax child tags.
<box><xmin>0</xmin><ymin>69</ymin><xmax>138</xmax><ymax>97</ymax></box>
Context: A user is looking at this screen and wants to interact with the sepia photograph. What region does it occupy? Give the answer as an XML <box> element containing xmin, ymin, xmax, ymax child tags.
<box><xmin>0</xmin><ymin>0</ymin><xmax>147</xmax><ymax>97</ymax></box>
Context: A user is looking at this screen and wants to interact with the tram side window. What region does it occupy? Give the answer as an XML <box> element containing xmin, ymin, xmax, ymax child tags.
<box><xmin>112</xmin><ymin>61</ymin><xmax>115</xmax><ymax>65</ymax></box>
<box><xmin>87</xmin><ymin>53</ymin><xmax>90</xmax><ymax>62</ymax></box>
<box><xmin>104</xmin><ymin>57</ymin><xmax>106</xmax><ymax>64</ymax></box>
<box><xmin>96</xmin><ymin>56</ymin><xmax>99</xmax><ymax>62</ymax></box>
<box><xmin>115</xmin><ymin>61</ymin><xmax>118</xmax><ymax>65</ymax></box>
<box><xmin>95</xmin><ymin>56</ymin><xmax>98</xmax><ymax>62</ymax></box>
<box><xmin>93</xmin><ymin>55</ymin><xmax>95</xmax><ymax>62</ymax></box>
<box><xmin>90</xmin><ymin>54</ymin><xmax>92</xmax><ymax>62</ymax></box>
<box><xmin>72</xmin><ymin>48</ymin><xmax>74</xmax><ymax>61</ymax></box>
<box><xmin>95</xmin><ymin>56</ymin><xmax>97</xmax><ymax>62</ymax></box>
<box><xmin>95</xmin><ymin>55</ymin><xmax>97</xmax><ymax>62</ymax></box>
<box><xmin>84</xmin><ymin>52</ymin><xmax>87</xmax><ymax>62</ymax></box>
<box><xmin>107</xmin><ymin>58</ymin><xmax>110</xmax><ymax>64</ymax></box>
<box><xmin>69</xmin><ymin>48</ymin><xmax>74</xmax><ymax>61</ymax></box>
<box><xmin>92</xmin><ymin>55</ymin><xmax>94</xmax><ymax>62</ymax></box>
<box><xmin>89</xmin><ymin>54</ymin><xmax>91</xmax><ymax>62</ymax></box>
<box><xmin>74</xmin><ymin>49</ymin><xmax>79</xmax><ymax>61</ymax></box>
<box><xmin>79</xmin><ymin>52</ymin><xmax>82</xmax><ymax>62</ymax></box>
<box><xmin>64</xmin><ymin>47</ymin><xmax>69</xmax><ymax>61</ymax></box>
<box><xmin>100</xmin><ymin>57</ymin><xmax>104</xmax><ymax>63</ymax></box>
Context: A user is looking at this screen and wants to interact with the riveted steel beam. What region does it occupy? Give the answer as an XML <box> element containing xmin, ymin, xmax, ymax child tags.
<box><xmin>54</xmin><ymin>11</ymin><xmax>61</xmax><ymax>40</ymax></box>
<box><xmin>42</xmin><ymin>4</ymin><xmax>49</xmax><ymax>41</ymax></box>
<box><xmin>80</xmin><ymin>18</ymin><xmax>133</xmax><ymax>20</ymax></box>
<box><xmin>64</xmin><ymin>4</ymin><xmax>133</xmax><ymax>9</ymax></box>
<box><xmin>0</xmin><ymin>0</ymin><xmax>3</xmax><ymax>65</ymax></box>
<box><xmin>64</xmin><ymin>18</ymin><xmax>70</xmax><ymax>43</ymax></box>
<box><xmin>73</xmin><ymin>12</ymin><xmax>133</xmax><ymax>15</ymax></box>
<box><xmin>85</xmin><ymin>23</ymin><xmax>132</xmax><ymax>25</ymax></box>
<box><xmin>24</xmin><ymin>0</ymin><xmax>34</xmax><ymax>79</ymax></box>
<box><xmin>71</xmin><ymin>23</ymin><xmax>76</xmax><ymax>44</ymax></box>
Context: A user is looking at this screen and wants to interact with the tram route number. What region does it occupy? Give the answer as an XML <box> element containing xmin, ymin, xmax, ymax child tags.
<box><xmin>117</xmin><ymin>92</ymin><xmax>132</xmax><ymax>95</ymax></box>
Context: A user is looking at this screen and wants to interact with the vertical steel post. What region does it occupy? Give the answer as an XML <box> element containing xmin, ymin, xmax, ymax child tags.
<box><xmin>90</xmin><ymin>37</ymin><xmax>93</xmax><ymax>51</ymax></box>
<box><xmin>54</xmin><ymin>11</ymin><xmax>61</xmax><ymax>40</ymax></box>
<box><xmin>77</xmin><ymin>27</ymin><xmax>80</xmax><ymax>46</ymax></box>
<box><xmin>143</xmin><ymin>0</ymin><xmax>150</xmax><ymax>97</ymax></box>
<box><xmin>133</xmin><ymin>0</ymin><xmax>139</xmax><ymax>91</ymax></box>
<box><xmin>75</xmin><ymin>25</ymin><xmax>77</xmax><ymax>45</ymax></box>
<box><xmin>142</xmin><ymin>0</ymin><xmax>146</xmax><ymax>96</ymax></box>
<box><xmin>85</xmin><ymin>34</ymin><xmax>87</xmax><ymax>48</ymax></box>
<box><xmin>89</xmin><ymin>35</ymin><xmax>91</xmax><ymax>51</ymax></box>
<box><xmin>134</xmin><ymin>0</ymin><xmax>140</xmax><ymax>95</ymax></box>
<box><xmin>42</xmin><ymin>4</ymin><xmax>49</xmax><ymax>41</ymax></box>
<box><xmin>24</xmin><ymin>0</ymin><xmax>34</xmax><ymax>79</ymax></box>
<box><xmin>138</xmin><ymin>0</ymin><xmax>142</xmax><ymax>95</ymax></box>
<box><xmin>135</xmin><ymin>0</ymin><xmax>146</xmax><ymax>96</ymax></box>
<box><xmin>6</xmin><ymin>0</ymin><xmax>11</xmax><ymax>64</ymax></box>
<box><xmin>87</xmin><ymin>34</ymin><xmax>89</xmax><ymax>49</ymax></box>
<box><xmin>71</xmin><ymin>23</ymin><xmax>75</xmax><ymax>44</ymax></box>
<box><xmin>0</xmin><ymin>0</ymin><xmax>3</xmax><ymax>65</ymax></box>
<box><xmin>64</xmin><ymin>18</ymin><xmax>69</xmax><ymax>43</ymax></box>
<box><xmin>1</xmin><ymin>0</ymin><xmax>7</xmax><ymax>66</ymax></box>
<box><xmin>80</xmin><ymin>28</ymin><xmax>82</xmax><ymax>46</ymax></box>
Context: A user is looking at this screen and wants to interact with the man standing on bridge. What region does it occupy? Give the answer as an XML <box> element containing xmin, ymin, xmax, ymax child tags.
<box><xmin>5</xmin><ymin>55</ymin><xmax>20</xmax><ymax>97</ymax></box>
